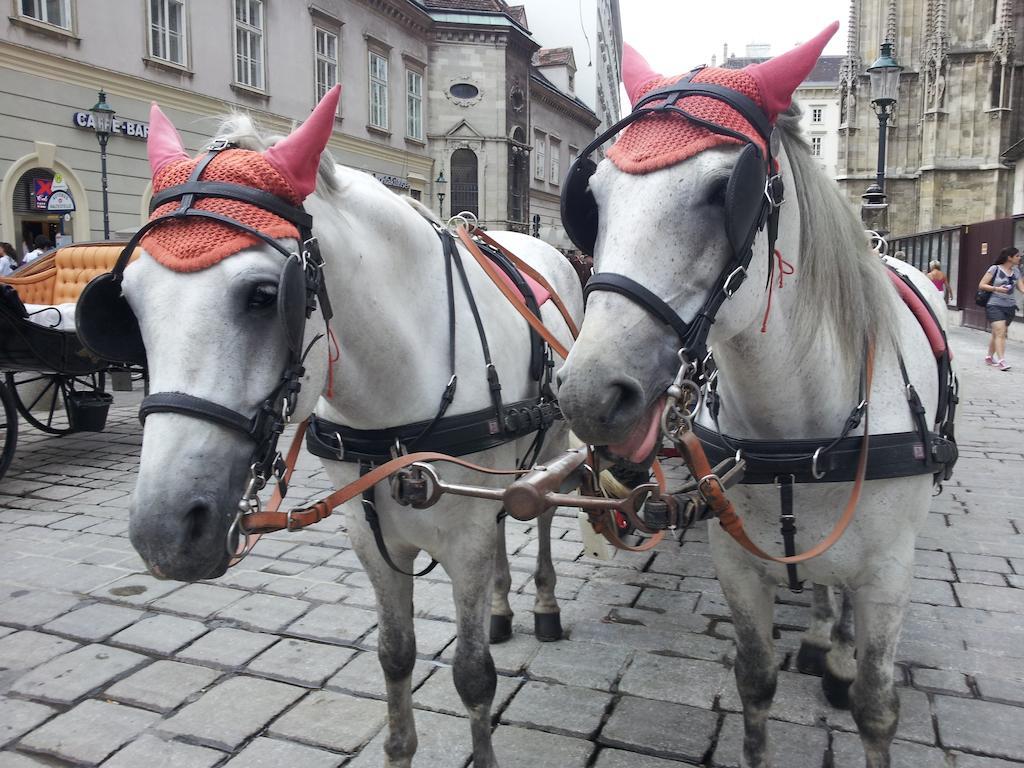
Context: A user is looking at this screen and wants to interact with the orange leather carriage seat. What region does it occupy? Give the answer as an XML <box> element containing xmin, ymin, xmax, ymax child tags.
<box><xmin>0</xmin><ymin>242</ymin><xmax>139</xmax><ymax>306</ymax></box>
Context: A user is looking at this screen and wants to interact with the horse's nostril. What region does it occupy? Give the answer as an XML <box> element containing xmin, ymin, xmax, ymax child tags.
<box><xmin>184</xmin><ymin>501</ymin><xmax>211</xmax><ymax>544</ymax></box>
<box><xmin>600</xmin><ymin>379</ymin><xmax>643</xmax><ymax>423</ymax></box>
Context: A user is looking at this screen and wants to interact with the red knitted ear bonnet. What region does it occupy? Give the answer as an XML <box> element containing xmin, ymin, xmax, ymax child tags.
<box><xmin>607</xmin><ymin>67</ymin><xmax>767</xmax><ymax>175</ymax></box>
<box><xmin>141</xmin><ymin>149</ymin><xmax>301</xmax><ymax>272</ymax></box>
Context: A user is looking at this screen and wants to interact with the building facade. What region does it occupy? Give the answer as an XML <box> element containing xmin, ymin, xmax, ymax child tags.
<box><xmin>835</xmin><ymin>0</ymin><xmax>1024</xmax><ymax>237</ymax></box>
<box><xmin>0</xmin><ymin>0</ymin><xmax>439</xmax><ymax>250</ymax></box>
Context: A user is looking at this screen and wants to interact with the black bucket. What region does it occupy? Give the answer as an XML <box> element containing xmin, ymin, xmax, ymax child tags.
<box><xmin>68</xmin><ymin>390</ymin><xmax>114</xmax><ymax>432</ymax></box>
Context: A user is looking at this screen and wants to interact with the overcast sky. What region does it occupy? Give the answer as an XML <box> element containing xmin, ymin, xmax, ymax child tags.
<box><xmin>618</xmin><ymin>1</ymin><xmax>851</xmax><ymax>77</ymax></box>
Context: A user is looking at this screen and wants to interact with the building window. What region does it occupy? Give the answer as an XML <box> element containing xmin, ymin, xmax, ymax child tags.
<box><xmin>149</xmin><ymin>0</ymin><xmax>187</xmax><ymax>66</ymax></box>
<box><xmin>407</xmin><ymin>69</ymin><xmax>424</xmax><ymax>140</ymax></box>
<box><xmin>811</xmin><ymin>106</ymin><xmax>823</xmax><ymax>123</ymax></box>
<box><xmin>234</xmin><ymin>0</ymin><xmax>264</xmax><ymax>90</ymax></box>
<box><xmin>314</xmin><ymin>28</ymin><xmax>338</xmax><ymax>105</ymax></box>
<box><xmin>549</xmin><ymin>138</ymin><xmax>561</xmax><ymax>185</ymax></box>
<box><xmin>20</xmin><ymin>0</ymin><xmax>72</xmax><ymax>29</ymax></box>
<box><xmin>534</xmin><ymin>132</ymin><xmax>546</xmax><ymax>180</ymax></box>
<box><xmin>810</xmin><ymin>136</ymin><xmax>822</xmax><ymax>157</ymax></box>
<box><xmin>569</xmin><ymin>146</ymin><xmax>579</xmax><ymax>168</ymax></box>
<box><xmin>369</xmin><ymin>51</ymin><xmax>389</xmax><ymax>130</ymax></box>
<box><xmin>451</xmin><ymin>148</ymin><xmax>479</xmax><ymax>218</ymax></box>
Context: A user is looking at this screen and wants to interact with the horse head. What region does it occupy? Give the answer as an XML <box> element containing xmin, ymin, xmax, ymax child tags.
<box><xmin>86</xmin><ymin>87</ymin><xmax>340</xmax><ymax>581</ymax></box>
<box><xmin>556</xmin><ymin>24</ymin><xmax>838</xmax><ymax>463</ymax></box>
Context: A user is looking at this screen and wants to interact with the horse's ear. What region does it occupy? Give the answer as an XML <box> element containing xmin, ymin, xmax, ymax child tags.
<box><xmin>148</xmin><ymin>103</ymin><xmax>188</xmax><ymax>176</ymax></box>
<box><xmin>264</xmin><ymin>84</ymin><xmax>340</xmax><ymax>200</ymax></box>
<box><xmin>747</xmin><ymin>21</ymin><xmax>840</xmax><ymax>120</ymax></box>
<box><xmin>622</xmin><ymin>43</ymin><xmax>663</xmax><ymax>107</ymax></box>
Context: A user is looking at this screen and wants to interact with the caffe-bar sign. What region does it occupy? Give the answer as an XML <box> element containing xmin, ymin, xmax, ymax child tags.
<box><xmin>72</xmin><ymin>111</ymin><xmax>150</xmax><ymax>139</ymax></box>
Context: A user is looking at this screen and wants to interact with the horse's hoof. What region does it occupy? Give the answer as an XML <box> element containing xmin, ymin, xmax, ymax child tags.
<box><xmin>534</xmin><ymin>611</ymin><xmax>562</xmax><ymax>642</ymax></box>
<box><xmin>822</xmin><ymin>668</ymin><xmax>853</xmax><ymax>710</ymax></box>
<box><xmin>795</xmin><ymin>642</ymin><xmax>829</xmax><ymax>677</ymax></box>
<box><xmin>490</xmin><ymin>614</ymin><xmax>513</xmax><ymax>644</ymax></box>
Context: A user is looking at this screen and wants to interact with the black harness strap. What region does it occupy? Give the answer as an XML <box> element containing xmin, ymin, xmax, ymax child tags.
<box><xmin>777</xmin><ymin>475</ymin><xmax>803</xmax><ymax>593</ymax></box>
<box><xmin>359</xmin><ymin>461</ymin><xmax>438</xmax><ymax>578</ymax></box>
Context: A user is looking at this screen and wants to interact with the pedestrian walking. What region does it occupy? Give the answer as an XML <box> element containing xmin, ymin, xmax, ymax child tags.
<box><xmin>979</xmin><ymin>245</ymin><xmax>1024</xmax><ymax>370</ymax></box>
<box><xmin>22</xmin><ymin>234</ymin><xmax>51</xmax><ymax>265</ymax></box>
<box><xmin>0</xmin><ymin>242</ymin><xmax>19</xmax><ymax>276</ymax></box>
<box><xmin>927</xmin><ymin>260</ymin><xmax>952</xmax><ymax>303</ymax></box>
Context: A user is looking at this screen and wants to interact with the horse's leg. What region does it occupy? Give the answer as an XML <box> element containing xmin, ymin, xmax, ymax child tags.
<box><xmin>822</xmin><ymin>587</ymin><xmax>857</xmax><ymax>709</ymax></box>
<box><xmin>447</xmin><ymin>540</ymin><xmax>500</xmax><ymax>767</ymax></box>
<box><xmin>347</xmin><ymin>514</ymin><xmax>419</xmax><ymax>768</ymax></box>
<box><xmin>795</xmin><ymin>583</ymin><xmax>834</xmax><ymax>676</ymax></box>
<box><xmin>849</xmin><ymin>576</ymin><xmax>911</xmax><ymax>768</ymax></box>
<box><xmin>532</xmin><ymin>507</ymin><xmax>562</xmax><ymax>641</ymax></box>
<box><xmin>490</xmin><ymin>516</ymin><xmax>514</xmax><ymax>643</ymax></box>
<box><xmin>714</xmin><ymin>545</ymin><xmax>777</xmax><ymax>768</ymax></box>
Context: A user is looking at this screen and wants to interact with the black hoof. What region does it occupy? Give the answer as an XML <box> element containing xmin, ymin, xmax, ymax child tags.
<box><xmin>534</xmin><ymin>612</ymin><xmax>563</xmax><ymax>642</ymax></box>
<box><xmin>795</xmin><ymin>643</ymin><xmax>829</xmax><ymax>677</ymax></box>
<box><xmin>822</xmin><ymin>668</ymin><xmax>853</xmax><ymax>710</ymax></box>
<box><xmin>490</xmin><ymin>614</ymin><xmax>513</xmax><ymax>644</ymax></box>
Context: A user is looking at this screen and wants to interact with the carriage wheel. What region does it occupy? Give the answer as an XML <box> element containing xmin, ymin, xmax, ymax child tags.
<box><xmin>4</xmin><ymin>371</ymin><xmax>106</xmax><ymax>436</ymax></box>
<box><xmin>0</xmin><ymin>380</ymin><xmax>17</xmax><ymax>480</ymax></box>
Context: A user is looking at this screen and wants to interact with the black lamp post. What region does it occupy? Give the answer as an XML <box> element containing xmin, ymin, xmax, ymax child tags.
<box><xmin>435</xmin><ymin>169</ymin><xmax>447</xmax><ymax>217</ymax></box>
<box><xmin>89</xmin><ymin>89</ymin><xmax>115</xmax><ymax>240</ymax></box>
<box><xmin>861</xmin><ymin>43</ymin><xmax>903</xmax><ymax>234</ymax></box>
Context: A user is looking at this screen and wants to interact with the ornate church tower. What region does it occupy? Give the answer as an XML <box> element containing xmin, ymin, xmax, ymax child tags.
<box><xmin>836</xmin><ymin>0</ymin><xmax>1023</xmax><ymax>236</ymax></box>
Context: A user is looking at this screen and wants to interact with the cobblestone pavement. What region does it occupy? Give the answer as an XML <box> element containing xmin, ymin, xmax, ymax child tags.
<box><xmin>1</xmin><ymin>324</ymin><xmax>1023</xmax><ymax>768</ymax></box>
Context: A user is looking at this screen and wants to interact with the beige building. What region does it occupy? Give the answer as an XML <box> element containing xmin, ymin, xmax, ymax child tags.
<box><xmin>1</xmin><ymin>0</ymin><xmax>435</xmax><ymax>249</ymax></box>
<box><xmin>836</xmin><ymin>0</ymin><xmax>1024</xmax><ymax>237</ymax></box>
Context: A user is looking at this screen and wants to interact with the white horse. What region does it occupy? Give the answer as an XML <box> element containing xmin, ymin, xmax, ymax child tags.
<box><xmin>556</xmin><ymin>30</ymin><xmax>955</xmax><ymax>768</ymax></box>
<box><xmin>108</xmin><ymin>89</ymin><xmax>582</xmax><ymax>767</ymax></box>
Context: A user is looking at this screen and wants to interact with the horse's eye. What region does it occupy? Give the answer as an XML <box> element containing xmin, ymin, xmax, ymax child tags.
<box><xmin>707</xmin><ymin>179</ymin><xmax>728</xmax><ymax>208</ymax></box>
<box><xmin>248</xmin><ymin>283</ymin><xmax>277</xmax><ymax>310</ymax></box>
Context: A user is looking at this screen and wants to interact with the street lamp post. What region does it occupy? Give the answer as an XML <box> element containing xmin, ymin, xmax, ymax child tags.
<box><xmin>89</xmin><ymin>90</ymin><xmax>115</xmax><ymax>240</ymax></box>
<box><xmin>861</xmin><ymin>42</ymin><xmax>903</xmax><ymax>236</ymax></box>
<box><xmin>435</xmin><ymin>170</ymin><xmax>447</xmax><ymax>218</ymax></box>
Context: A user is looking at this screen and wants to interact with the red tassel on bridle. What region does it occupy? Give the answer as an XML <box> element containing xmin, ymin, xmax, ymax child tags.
<box><xmin>760</xmin><ymin>249</ymin><xmax>795</xmax><ymax>333</ymax></box>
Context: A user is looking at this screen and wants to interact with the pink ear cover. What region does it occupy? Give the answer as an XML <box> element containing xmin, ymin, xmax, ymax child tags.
<box><xmin>622</xmin><ymin>43</ymin><xmax>664</xmax><ymax>107</ymax></box>
<box><xmin>747</xmin><ymin>21</ymin><xmax>840</xmax><ymax>120</ymax></box>
<box><xmin>263</xmin><ymin>84</ymin><xmax>341</xmax><ymax>201</ymax></box>
<box><xmin>147</xmin><ymin>103</ymin><xmax>189</xmax><ymax>177</ymax></box>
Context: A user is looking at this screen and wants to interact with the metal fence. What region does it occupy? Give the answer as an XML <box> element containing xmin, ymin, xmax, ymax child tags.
<box><xmin>889</xmin><ymin>226</ymin><xmax>962</xmax><ymax>304</ymax></box>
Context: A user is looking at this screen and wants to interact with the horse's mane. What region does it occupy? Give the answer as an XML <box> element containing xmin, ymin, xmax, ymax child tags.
<box><xmin>777</xmin><ymin>105</ymin><xmax>898</xmax><ymax>374</ymax></box>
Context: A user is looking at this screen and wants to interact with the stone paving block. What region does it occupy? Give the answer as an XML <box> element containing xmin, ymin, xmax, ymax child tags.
<box><xmin>0</xmin><ymin>751</ymin><xmax>54</xmax><ymax>766</ymax></box>
<box><xmin>110</xmin><ymin>613</ymin><xmax>208</xmax><ymax>655</ymax></box>
<box><xmin>0</xmin><ymin>591</ymin><xmax>79</xmax><ymax>628</ymax></box>
<box><xmin>150</xmin><ymin>583</ymin><xmax>248</xmax><ymax>618</ymax></box>
<box><xmin>953</xmin><ymin>583</ymin><xmax>1024</xmax><ymax>614</ymax></box>
<box><xmin>441</xmin><ymin>631</ymin><xmax>541</xmax><ymax>675</ymax></box>
<box><xmin>176</xmin><ymin>627</ymin><xmax>277</xmax><ymax>668</ymax></box>
<box><xmin>0</xmin><ymin>699</ymin><xmax>56</xmax><ymax>748</ymax></box>
<box><xmin>574</xmin><ymin>582</ymin><xmax>642</xmax><ymax>606</ymax></box>
<box><xmin>300</xmin><ymin>582</ymin><xmax>353</xmax><ymax>603</ymax></box>
<box><xmin>594</xmin><ymin>748</ymin><xmax>700</xmax><ymax>766</ymax></box>
<box><xmin>634</xmin><ymin>587</ymin><xmax>701</xmax><ymax>614</ymax></box>
<box><xmin>413</xmin><ymin>666</ymin><xmax>519</xmax><ymax>717</ymax></box>
<box><xmin>957</xmin><ymin>569</ymin><xmax>1008</xmax><ymax>586</ymax></box>
<box><xmin>102</xmin><ymin>734</ymin><xmax>225</xmax><ymax>768</ymax></box>
<box><xmin>222</xmin><ymin>736</ymin><xmax>344</xmax><ymax>767</ymax></box>
<box><xmin>41</xmin><ymin>602</ymin><xmax>143</xmax><ymax>642</ymax></box>
<box><xmin>600</xmin><ymin>695</ymin><xmax>718</xmax><ymax>764</ymax></box>
<box><xmin>286</xmin><ymin>604</ymin><xmax>377</xmax><ymax>645</ymax></box>
<box><xmin>362</xmin><ymin>616</ymin><xmax>456</xmax><ymax>659</ymax></box>
<box><xmin>325</xmin><ymin>650</ymin><xmax>433</xmax><ymax>699</ymax></box>
<box><xmin>952</xmin><ymin>553</ymin><xmax>1010</xmax><ymax>573</ymax></box>
<box><xmin>618</xmin><ymin>652</ymin><xmax>732</xmax><ymax>709</ymax></box>
<box><xmin>910</xmin><ymin>577</ymin><xmax>958</xmax><ymax>606</ymax></box>
<box><xmin>910</xmin><ymin>667</ymin><xmax>971</xmax><ymax>696</ymax></box>
<box><xmin>159</xmin><ymin>676</ymin><xmax>306</xmax><ymax>751</ymax></box>
<box><xmin>500</xmin><ymin>681</ymin><xmax>611</xmax><ymax>739</ymax></box>
<box><xmin>18</xmin><ymin>699</ymin><xmax>159</xmax><ymax>765</ymax></box>
<box><xmin>10</xmin><ymin>643</ymin><xmax>147</xmax><ymax>705</ymax></box>
<box><xmin>246</xmin><ymin>637</ymin><xmax>356</xmax><ymax>687</ymax></box>
<box><xmin>0</xmin><ymin>630</ymin><xmax>78</xmax><ymax>675</ymax></box>
<box><xmin>105</xmin><ymin>659</ymin><xmax>222</xmax><ymax>712</ymax></box>
<box><xmin>90</xmin><ymin>573</ymin><xmax>182</xmax><ymax>606</ymax></box>
<box><xmin>527</xmin><ymin>638</ymin><xmax>632</xmax><ymax>691</ymax></box>
<box><xmin>953</xmin><ymin>753</ymin><xmax>1024</xmax><ymax>767</ymax></box>
<box><xmin>215</xmin><ymin>592</ymin><xmax>311</xmax><ymax>632</ymax></box>
<box><xmin>267</xmin><ymin>689</ymin><xmax>387</xmax><ymax>752</ymax></box>
<box><xmin>974</xmin><ymin>675</ymin><xmax>1024</xmax><ymax>706</ymax></box>
<box><xmin>491</xmin><ymin>724</ymin><xmax>594</xmax><ymax>767</ymax></box>
<box><xmin>260</xmin><ymin>576</ymin><xmax>313</xmax><ymax>597</ymax></box>
<box><xmin>712</xmin><ymin>714</ymin><xmax>828</xmax><ymax>768</ymax></box>
<box><xmin>934</xmin><ymin>695</ymin><xmax>1024</xmax><ymax>761</ymax></box>
<box><xmin>344</xmin><ymin>707</ymin><xmax>471</xmax><ymax>768</ymax></box>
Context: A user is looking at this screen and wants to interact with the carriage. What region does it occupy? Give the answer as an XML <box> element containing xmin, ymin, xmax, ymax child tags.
<box><xmin>0</xmin><ymin>242</ymin><xmax>141</xmax><ymax>481</ymax></box>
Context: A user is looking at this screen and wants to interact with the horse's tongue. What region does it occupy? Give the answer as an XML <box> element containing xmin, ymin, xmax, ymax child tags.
<box><xmin>608</xmin><ymin>397</ymin><xmax>665</xmax><ymax>464</ymax></box>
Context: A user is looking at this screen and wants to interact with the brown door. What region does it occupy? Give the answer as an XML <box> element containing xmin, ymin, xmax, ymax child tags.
<box><xmin>961</xmin><ymin>218</ymin><xmax>1013</xmax><ymax>330</ymax></box>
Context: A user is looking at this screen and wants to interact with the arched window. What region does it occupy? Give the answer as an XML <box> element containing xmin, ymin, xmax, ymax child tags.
<box><xmin>450</xmin><ymin>148</ymin><xmax>478</xmax><ymax>218</ymax></box>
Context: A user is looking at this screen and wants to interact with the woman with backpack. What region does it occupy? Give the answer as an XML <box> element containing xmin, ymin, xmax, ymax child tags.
<box><xmin>979</xmin><ymin>246</ymin><xmax>1024</xmax><ymax>370</ymax></box>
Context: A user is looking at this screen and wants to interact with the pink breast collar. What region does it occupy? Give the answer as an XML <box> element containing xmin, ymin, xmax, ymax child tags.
<box><xmin>494</xmin><ymin>269</ymin><xmax>550</xmax><ymax>308</ymax></box>
<box><xmin>887</xmin><ymin>270</ymin><xmax>951</xmax><ymax>361</ymax></box>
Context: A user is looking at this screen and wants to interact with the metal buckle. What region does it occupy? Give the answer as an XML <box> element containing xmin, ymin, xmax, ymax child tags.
<box><xmin>207</xmin><ymin>138</ymin><xmax>233</xmax><ymax>151</ymax></box>
<box><xmin>811</xmin><ymin>447</ymin><xmax>826</xmax><ymax>480</ymax></box>
<box><xmin>764</xmin><ymin>174</ymin><xmax>785</xmax><ymax>208</ymax></box>
<box><xmin>723</xmin><ymin>266</ymin><xmax>747</xmax><ymax>297</ymax></box>
<box><xmin>333</xmin><ymin>431</ymin><xmax>345</xmax><ymax>461</ymax></box>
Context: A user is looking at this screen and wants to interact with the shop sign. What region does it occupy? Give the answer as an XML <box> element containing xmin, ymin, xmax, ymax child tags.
<box><xmin>32</xmin><ymin>178</ymin><xmax>52</xmax><ymax>210</ymax></box>
<box><xmin>374</xmin><ymin>173</ymin><xmax>410</xmax><ymax>190</ymax></box>
<box><xmin>46</xmin><ymin>190</ymin><xmax>76</xmax><ymax>212</ymax></box>
<box><xmin>52</xmin><ymin>173</ymin><xmax>69</xmax><ymax>192</ymax></box>
<box><xmin>72</xmin><ymin>111</ymin><xmax>150</xmax><ymax>139</ymax></box>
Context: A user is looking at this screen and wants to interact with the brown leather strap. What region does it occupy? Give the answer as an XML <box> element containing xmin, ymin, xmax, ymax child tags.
<box><xmin>677</xmin><ymin>345</ymin><xmax>874</xmax><ymax>564</ymax></box>
<box><xmin>241</xmin><ymin>449</ymin><xmax>528</xmax><ymax>534</ymax></box>
<box><xmin>456</xmin><ymin>228</ymin><xmax>573</xmax><ymax>359</ymax></box>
